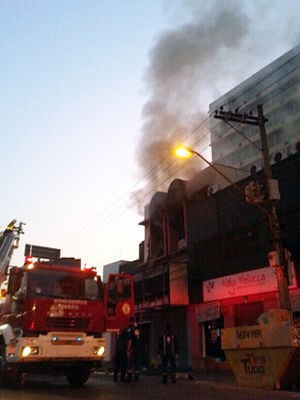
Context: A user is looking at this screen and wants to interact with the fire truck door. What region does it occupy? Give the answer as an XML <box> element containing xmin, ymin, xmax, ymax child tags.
<box><xmin>104</xmin><ymin>274</ymin><xmax>134</xmax><ymax>332</ymax></box>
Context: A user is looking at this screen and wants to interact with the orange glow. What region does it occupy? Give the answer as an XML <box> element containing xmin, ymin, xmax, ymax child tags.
<box><xmin>175</xmin><ymin>146</ymin><xmax>193</xmax><ymax>158</ymax></box>
<box><xmin>25</xmin><ymin>255</ymin><xmax>35</xmax><ymax>269</ymax></box>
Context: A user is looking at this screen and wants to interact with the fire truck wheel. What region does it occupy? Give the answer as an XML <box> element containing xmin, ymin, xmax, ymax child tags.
<box><xmin>66</xmin><ymin>364</ymin><xmax>92</xmax><ymax>388</ymax></box>
<box><xmin>7</xmin><ymin>369</ymin><xmax>24</xmax><ymax>388</ymax></box>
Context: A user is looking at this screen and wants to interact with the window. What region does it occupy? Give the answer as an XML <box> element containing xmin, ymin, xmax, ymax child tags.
<box><xmin>27</xmin><ymin>271</ymin><xmax>100</xmax><ymax>300</ymax></box>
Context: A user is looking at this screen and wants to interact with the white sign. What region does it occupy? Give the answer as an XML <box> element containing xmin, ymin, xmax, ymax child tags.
<box><xmin>203</xmin><ymin>267</ymin><xmax>278</xmax><ymax>302</ymax></box>
<box><xmin>195</xmin><ymin>301</ymin><xmax>220</xmax><ymax>323</ymax></box>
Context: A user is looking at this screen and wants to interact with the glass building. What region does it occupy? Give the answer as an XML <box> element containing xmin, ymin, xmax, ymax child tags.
<box><xmin>209</xmin><ymin>45</ymin><xmax>300</xmax><ymax>173</ymax></box>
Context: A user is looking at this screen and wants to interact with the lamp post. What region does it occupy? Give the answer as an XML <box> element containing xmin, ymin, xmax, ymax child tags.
<box><xmin>175</xmin><ymin>146</ymin><xmax>246</xmax><ymax>197</ymax></box>
<box><xmin>175</xmin><ymin>145</ymin><xmax>268</xmax><ymax>214</ymax></box>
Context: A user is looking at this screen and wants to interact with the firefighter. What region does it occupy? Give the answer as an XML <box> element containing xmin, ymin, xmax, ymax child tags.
<box><xmin>126</xmin><ymin>316</ymin><xmax>141</xmax><ymax>382</ymax></box>
<box><xmin>113</xmin><ymin>328</ymin><xmax>128</xmax><ymax>382</ymax></box>
<box><xmin>157</xmin><ymin>323</ymin><xmax>179</xmax><ymax>383</ymax></box>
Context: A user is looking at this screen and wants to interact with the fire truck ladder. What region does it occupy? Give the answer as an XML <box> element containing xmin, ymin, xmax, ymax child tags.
<box><xmin>0</xmin><ymin>220</ymin><xmax>24</xmax><ymax>282</ymax></box>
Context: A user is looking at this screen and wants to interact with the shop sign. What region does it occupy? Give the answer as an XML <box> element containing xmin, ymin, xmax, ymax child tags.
<box><xmin>203</xmin><ymin>267</ymin><xmax>278</xmax><ymax>301</ymax></box>
<box><xmin>195</xmin><ymin>301</ymin><xmax>220</xmax><ymax>323</ymax></box>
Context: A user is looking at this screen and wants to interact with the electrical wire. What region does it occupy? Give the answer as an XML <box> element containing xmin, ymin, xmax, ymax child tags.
<box><xmin>208</xmin><ymin>66</ymin><xmax>300</xmax><ymax>147</ymax></box>
<box><xmin>60</xmin><ymin>61</ymin><xmax>300</xmax><ymax>253</ymax></box>
<box><xmin>216</xmin><ymin>52</ymin><xmax>300</xmax><ymax>111</ymax></box>
<box><xmin>60</xmin><ymin>115</ymin><xmax>212</xmax><ymax>251</ymax></box>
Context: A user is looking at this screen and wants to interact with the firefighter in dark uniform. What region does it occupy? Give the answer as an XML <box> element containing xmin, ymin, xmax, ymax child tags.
<box><xmin>157</xmin><ymin>323</ymin><xmax>179</xmax><ymax>383</ymax></box>
<box><xmin>126</xmin><ymin>316</ymin><xmax>141</xmax><ymax>382</ymax></box>
<box><xmin>113</xmin><ymin>327</ymin><xmax>128</xmax><ymax>382</ymax></box>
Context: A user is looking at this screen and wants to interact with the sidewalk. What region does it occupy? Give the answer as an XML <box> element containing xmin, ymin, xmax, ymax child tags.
<box><xmin>96</xmin><ymin>367</ymin><xmax>300</xmax><ymax>393</ymax></box>
<box><xmin>96</xmin><ymin>366</ymin><xmax>237</xmax><ymax>386</ymax></box>
<box><xmin>186</xmin><ymin>369</ymin><xmax>237</xmax><ymax>386</ymax></box>
<box><xmin>184</xmin><ymin>368</ymin><xmax>300</xmax><ymax>395</ymax></box>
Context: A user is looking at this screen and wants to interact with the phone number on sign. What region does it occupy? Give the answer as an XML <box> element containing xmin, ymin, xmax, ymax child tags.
<box><xmin>236</xmin><ymin>329</ymin><xmax>262</xmax><ymax>340</ymax></box>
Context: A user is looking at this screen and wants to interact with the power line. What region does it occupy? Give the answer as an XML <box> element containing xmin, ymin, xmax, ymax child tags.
<box><xmin>60</xmin><ymin>59</ymin><xmax>300</xmax><ymax>252</ymax></box>
<box><xmin>61</xmin><ymin>108</ymin><xmax>261</xmax><ymax>253</ymax></box>
<box><xmin>208</xmin><ymin>66</ymin><xmax>300</xmax><ymax>148</ymax></box>
<box><xmin>60</xmin><ymin>116</ymin><xmax>212</xmax><ymax>251</ymax></box>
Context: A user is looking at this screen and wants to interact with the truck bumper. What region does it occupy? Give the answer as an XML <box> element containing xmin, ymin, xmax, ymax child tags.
<box><xmin>7</xmin><ymin>332</ymin><xmax>106</xmax><ymax>370</ymax></box>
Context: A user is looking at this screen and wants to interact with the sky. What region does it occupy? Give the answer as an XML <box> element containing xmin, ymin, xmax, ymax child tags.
<box><xmin>1</xmin><ymin>0</ymin><xmax>300</xmax><ymax>275</ymax></box>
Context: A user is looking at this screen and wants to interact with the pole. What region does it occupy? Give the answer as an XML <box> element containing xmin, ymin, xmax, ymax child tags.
<box><xmin>257</xmin><ymin>105</ymin><xmax>292</xmax><ymax>313</ymax></box>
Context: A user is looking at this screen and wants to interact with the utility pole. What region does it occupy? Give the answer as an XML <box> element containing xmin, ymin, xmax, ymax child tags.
<box><xmin>214</xmin><ymin>105</ymin><xmax>292</xmax><ymax>314</ymax></box>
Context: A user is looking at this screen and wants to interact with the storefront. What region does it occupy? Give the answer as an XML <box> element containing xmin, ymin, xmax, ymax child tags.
<box><xmin>188</xmin><ymin>265</ymin><xmax>299</xmax><ymax>370</ymax></box>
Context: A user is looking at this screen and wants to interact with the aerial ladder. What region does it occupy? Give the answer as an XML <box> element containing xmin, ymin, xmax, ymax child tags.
<box><xmin>0</xmin><ymin>220</ymin><xmax>24</xmax><ymax>286</ymax></box>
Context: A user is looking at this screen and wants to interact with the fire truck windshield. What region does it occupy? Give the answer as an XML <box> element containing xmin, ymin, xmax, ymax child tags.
<box><xmin>27</xmin><ymin>271</ymin><xmax>101</xmax><ymax>300</ymax></box>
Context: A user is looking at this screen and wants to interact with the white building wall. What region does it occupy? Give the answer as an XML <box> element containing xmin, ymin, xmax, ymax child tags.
<box><xmin>102</xmin><ymin>260</ymin><xmax>127</xmax><ymax>282</ymax></box>
<box><xmin>209</xmin><ymin>44</ymin><xmax>300</xmax><ymax>173</ymax></box>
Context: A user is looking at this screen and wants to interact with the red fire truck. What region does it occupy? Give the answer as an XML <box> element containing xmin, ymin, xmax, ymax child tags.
<box><xmin>0</xmin><ymin>223</ymin><xmax>134</xmax><ymax>387</ymax></box>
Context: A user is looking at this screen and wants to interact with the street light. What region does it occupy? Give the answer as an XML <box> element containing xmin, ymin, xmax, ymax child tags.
<box><xmin>175</xmin><ymin>144</ymin><xmax>292</xmax><ymax>317</ymax></box>
<box><xmin>175</xmin><ymin>147</ymin><xmax>193</xmax><ymax>159</ymax></box>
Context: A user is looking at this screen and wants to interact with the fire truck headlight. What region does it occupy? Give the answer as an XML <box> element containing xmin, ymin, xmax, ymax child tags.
<box><xmin>94</xmin><ymin>346</ymin><xmax>105</xmax><ymax>357</ymax></box>
<box><xmin>22</xmin><ymin>346</ymin><xmax>39</xmax><ymax>357</ymax></box>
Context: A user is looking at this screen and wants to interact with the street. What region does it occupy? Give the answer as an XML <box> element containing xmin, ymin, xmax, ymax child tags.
<box><xmin>1</xmin><ymin>373</ymin><xmax>300</xmax><ymax>400</ymax></box>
